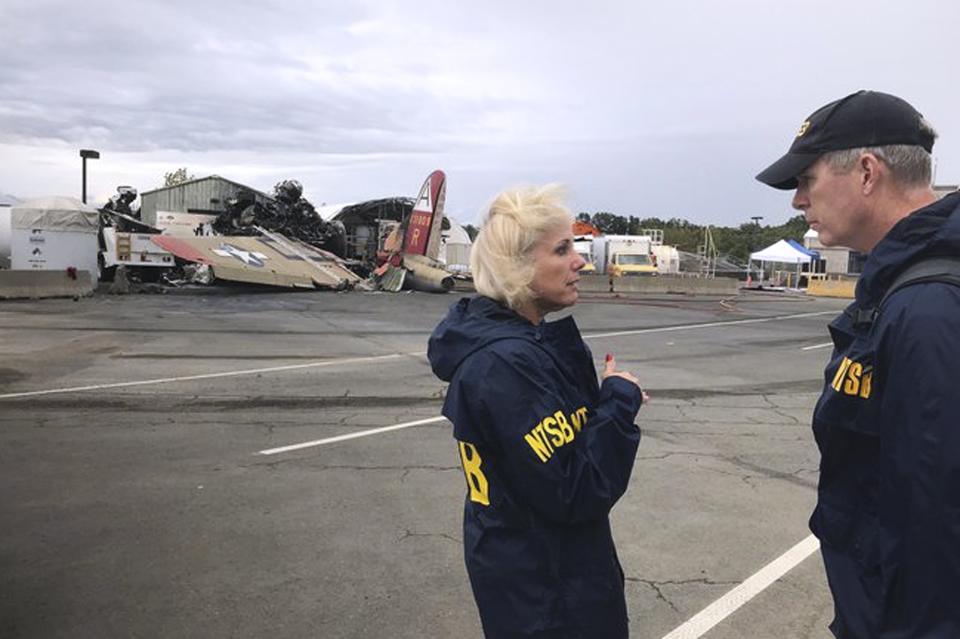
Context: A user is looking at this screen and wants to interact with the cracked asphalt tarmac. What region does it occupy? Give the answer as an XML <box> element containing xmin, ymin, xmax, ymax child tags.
<box><xmin>0</xmin><ymin>289</ymin><xmax>847</xmax><ymax>638</ymax></box>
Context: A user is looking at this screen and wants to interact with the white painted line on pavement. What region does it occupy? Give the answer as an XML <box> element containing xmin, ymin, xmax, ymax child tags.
<box><xmin>258</xmin><ymin>416</ymin><xmax>448</xmax><ymax>455</ymax></box>
<box><xmin>660</xmin><ymin>534</ymin><xmax>821</xmax><ymax>639</ymax></box>
<box><xmin>256</xmin><ymin>311</ymin><xmax>837</xmax><ymax>456</ymax></box>
<box><xmin>0</xmin><ymin>352</ymin><xmax>422</xmax><ymax>400</ymax></box>
<box><xmin>801</xmin><ymin>342</ymin><xmax>833</xmax><ymax>351</ymax></box>
<box><xmin>584</xmin><ymin>311</ymin><xmax>836</xmax><ymax>340</ymax></box>
<box><xmin>2</xmin><ymin>310</ymin><xmax>835</xmax><ymax>401</ymax></box>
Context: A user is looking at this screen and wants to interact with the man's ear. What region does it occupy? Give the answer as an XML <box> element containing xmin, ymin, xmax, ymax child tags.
<box><xmin>859</xmin><ymin>153</ymin><xmax>884</xmax><ymax>195</ymax></box>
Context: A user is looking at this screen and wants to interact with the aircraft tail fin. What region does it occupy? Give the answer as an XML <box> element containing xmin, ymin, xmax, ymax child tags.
<box><xmin>401</xmin><ymin>170</ymin><xmax>446</xmax><ymax>260</ymax></box>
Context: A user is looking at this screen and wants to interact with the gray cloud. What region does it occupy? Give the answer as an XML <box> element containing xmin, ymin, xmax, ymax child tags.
<box><xmin>1</xmin><ymin>0</ymin><xmax>958</xmax><ymax>223</ymax></box>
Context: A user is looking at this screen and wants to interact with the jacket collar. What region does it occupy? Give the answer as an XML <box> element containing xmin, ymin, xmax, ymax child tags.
<box><xmin>856</xmin><ymin>191</ymin><xmax>960</xmax><ymax>306</ymax></box>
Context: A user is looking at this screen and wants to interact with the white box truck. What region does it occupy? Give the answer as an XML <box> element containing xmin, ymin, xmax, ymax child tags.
<box><xmin>593</xmin><ymin>235</ymin><xmax>657</xmax><ymax>276</ymax></box>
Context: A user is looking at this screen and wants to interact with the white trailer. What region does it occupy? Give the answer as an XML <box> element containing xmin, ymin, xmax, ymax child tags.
<box><xmin>652</xmin><ymin>244</ymin><xmax>681</xmax><ymax>274</ymax></box>
<box><xmin>99</xmin><ymin>226</ymin><xmax>175</xmax><ymax>281</ymax></box>
<box><xmin>10</xmin><ymin>197</ymin><xmax>99</xmax><ymax>275</ymax></box>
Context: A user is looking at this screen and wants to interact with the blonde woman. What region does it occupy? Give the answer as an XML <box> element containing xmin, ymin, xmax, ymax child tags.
<box><xmin>428</xmin><ymin>185</ymin><xmax>647</xmax><ymax>638</ymax></box>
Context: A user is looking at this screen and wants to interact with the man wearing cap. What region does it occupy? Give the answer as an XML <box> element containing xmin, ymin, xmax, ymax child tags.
<box><xmin>757</xmin><ymin>90</ymin><xmax>960</xmax><ymax>638</ymax></box>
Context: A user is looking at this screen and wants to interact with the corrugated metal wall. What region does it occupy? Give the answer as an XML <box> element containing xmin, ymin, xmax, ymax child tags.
<box><xmin>141</xmin><ymin>177</ymin><xmax>273</xmax><ymax>226</ymax></box>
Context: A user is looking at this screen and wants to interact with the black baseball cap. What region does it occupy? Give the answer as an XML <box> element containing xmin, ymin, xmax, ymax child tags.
<box><xmin>756</xmin><ymin>90</ymin><xmax>936</xmax><ymax>190</ymax></box>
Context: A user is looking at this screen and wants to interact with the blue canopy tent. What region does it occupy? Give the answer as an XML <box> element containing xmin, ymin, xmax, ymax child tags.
<box><xmin>749</xmin><ymin>239</ymin><xmax>818</xmax><ymax>288</ymax></box>
<box><xmin>786</xmin><ymin>238</ymin><xmax>820</xmax><ymax>261</ymax></box>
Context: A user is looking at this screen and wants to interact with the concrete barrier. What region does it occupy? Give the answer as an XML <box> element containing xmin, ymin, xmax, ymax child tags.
<box><xmin>0</xmin><ymin>269</ymin><xmax>95</xmax><ymax>299</ymax></box>
<box><xmin>806</xmin><ymin>278</ymin><xmax>856</xmax><ymax>299</ymax></box>
<box><xmin>610</xmin><ymin>274</ymin><xmax>738</xmax><ymax>296</ymax></box>
<box><xmin>577</xmin><ymin>273</ymin><xmax>611</xmax><ymax>292</ymax></box>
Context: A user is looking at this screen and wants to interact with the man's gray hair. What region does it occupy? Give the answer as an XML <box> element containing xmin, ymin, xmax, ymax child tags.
<box><xmin>823</xmin><ymin>118</ymin><xmax>938</xmax><ymax>187</ymax></box>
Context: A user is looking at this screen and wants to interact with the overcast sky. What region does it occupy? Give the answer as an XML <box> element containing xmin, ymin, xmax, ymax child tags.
<box><xmin>2</xmin><ymin>0</ymin><xmax>958</xmax><ymax>226</ymax></box>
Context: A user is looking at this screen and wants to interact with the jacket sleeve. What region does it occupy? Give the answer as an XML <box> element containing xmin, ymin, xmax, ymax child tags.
<box><xmin>452</xmin><ymin>344</ymin><xmax>642</xmax><ymax>525</ymax></box>
<box><xmin>875</xmin><ymin>284</ymin><xmax>960</xmax><ymax>634</ymax></box>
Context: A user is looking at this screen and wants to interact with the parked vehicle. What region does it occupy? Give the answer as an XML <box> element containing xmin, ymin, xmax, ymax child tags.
<box><xmin>98</xmin><ymin>224</ymin><xmax>175</xmax><ymax>281</ymax></box>
<box><xmin>592</xmin><ymin>235</ymin><xmax>658</xmax><ymax>276</ymax></box>
<box><xmin>651</xmin><ymin>244</ymin><xmax>680</xmax><ymax>274</ymax></box>
<box><xmin>573</xmin><ymin>236</ymin><xmax>597</xmax><ymax>273</ymax></box>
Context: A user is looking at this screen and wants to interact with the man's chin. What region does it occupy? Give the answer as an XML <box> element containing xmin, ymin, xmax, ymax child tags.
<box><xmin>818</xmin><ymin>231</ymin><xmax>838</xmax><ymax>247</ymax></box>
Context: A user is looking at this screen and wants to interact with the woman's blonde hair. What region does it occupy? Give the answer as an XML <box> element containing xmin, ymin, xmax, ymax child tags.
<box><xmin>470</xmin><ymin>184</ymin><xmax>572</xmax><ymax>310</ymax></box>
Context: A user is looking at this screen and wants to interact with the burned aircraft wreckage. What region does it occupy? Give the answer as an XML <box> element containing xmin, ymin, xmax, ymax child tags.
<box><xmin>95</xmin><ymin>172</ymin><xmax>462</xmax><ymax>293</ymax></box>
<box><xmin>370</xmin><ymin>170</ymin><xmax>456</xmax><ymax>293</ymax></box>
<box><xmin>212</xmin><ymin>180</ymin><xmax>347</xmax><ymax>258</ymax></box>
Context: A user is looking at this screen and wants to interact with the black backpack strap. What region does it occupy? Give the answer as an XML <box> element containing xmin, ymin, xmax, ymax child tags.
<box><xmin>879</xmin><ymin>256</ymin><xmax>960</xmax><ymax>308</ymax></box>
<box><xmin>851</xmin><ymin>256</ymin><xmax>960</xmax><ymax>329</ymax></box>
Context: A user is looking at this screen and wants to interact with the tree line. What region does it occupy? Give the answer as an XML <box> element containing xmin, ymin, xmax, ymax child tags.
<box><xmin>464</xmin><ymin>212</ymin><xmax>809</xmax><ymax>263</ymax></box>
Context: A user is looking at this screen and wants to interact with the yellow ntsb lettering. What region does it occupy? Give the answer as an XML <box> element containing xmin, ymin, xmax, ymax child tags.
<box><xmin>843</xmin><ymin>361</ymin><xmax>862</xmax><ymax>396</ymax></box>
<box><xmin>554</xmin><ymin>411</ymin><xmax>574</xmax><ymax>443</ymax></box>
<box><xmin>523</xmin><ymin>406</ymin><xmax>589</xmax><ymax>463</ymax></box>
<box><xmin>570</xmin><ymin>407</ymin><xmax>588</xmax><ymax>433</ymax></box>
<box><xmin>458</xmin><ymin>441</ymin><xmax>490</xmax><ymax>506</ymax></box>
<box><xmin>524</xmin><ymin>427</ymin><xmax>554</xmax><ymax>463</ymax></box>
<box><xmin>542</xmin><ymin>415</ymin><xmax>564</xmax><ymax>447</ymax></box>
<box><xmin>830</xmin><ymin>357</ymin><xmax>872</xmax><ymax>399</ymax></box>
<box><xmin>858</xmin><ymin>367</ymin><xmax>872</xmax><ymax>399</ymax></box>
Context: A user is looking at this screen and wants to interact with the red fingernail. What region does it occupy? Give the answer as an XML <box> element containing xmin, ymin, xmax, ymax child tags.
<box><xmin>605</xmin><ymin>353</ymin><xmax>612</xmax><ymax>362</ymax></box>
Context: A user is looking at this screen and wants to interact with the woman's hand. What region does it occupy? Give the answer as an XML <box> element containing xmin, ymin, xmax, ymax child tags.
<box><xmin>602</xmin><ymin>354</ymin><xmax>650</xmax><ymax>403</ymax></box>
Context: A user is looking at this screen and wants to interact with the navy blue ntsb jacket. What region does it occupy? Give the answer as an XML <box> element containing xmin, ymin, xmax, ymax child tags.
<box><xmin>812</xmin><ymin>192</ymin><xmax>960</xmax><ymax>639</ymax></box>
<box><xmin>428</xmin><ymin>296</ymin><xmax>643</xmax><ymax>639</ymax></box>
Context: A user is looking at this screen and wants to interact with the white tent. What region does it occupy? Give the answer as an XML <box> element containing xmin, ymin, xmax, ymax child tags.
<box><xmin>749</xmin><ymin>239</ymin><xmax>813</xmax><ymax>264</ymax></box>
<box><xmin>440</xmin><ymin>219</ymin><xmax>472</xmax><ymax>272</ymax></box>
<box><xmin>749</xmin><ymin>239</ymin><xmax>813</xmax><ymax>288</ymax></box>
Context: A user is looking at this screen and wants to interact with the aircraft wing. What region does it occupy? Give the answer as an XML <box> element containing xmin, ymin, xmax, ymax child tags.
<box><xmin>151</xmin><ymin>232</ymin><xmax>361</xmax><ymax>289</ymax></box>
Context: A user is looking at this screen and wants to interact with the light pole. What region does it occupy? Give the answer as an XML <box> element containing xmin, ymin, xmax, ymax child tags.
<box><xmin>748</xmin><ymin>215</ymin><xmax>765</xmax><ymax>255</ymax></box>
<box><xmin>79</xmin><ymin>149</ymin><xmax>100</xmax><ymax>204</ymax></box>
<box><xmin>748</xmin><ymin>216</ymin><xmax>764</xmax><ymax>284</ymax></box>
